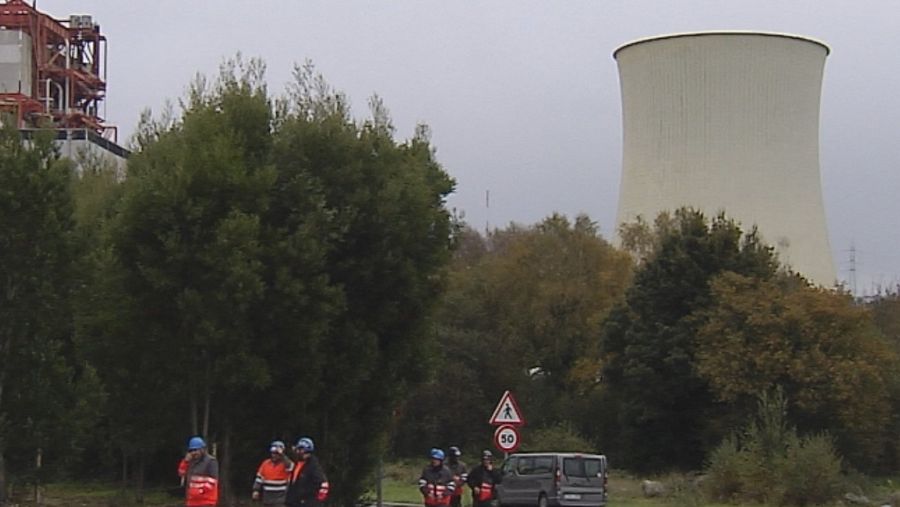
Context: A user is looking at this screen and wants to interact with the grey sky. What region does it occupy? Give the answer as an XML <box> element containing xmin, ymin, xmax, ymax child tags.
<box><xmin>38</xmin><ymin>0</ymin><xmax>900</xmax><ymax>294</ymax></box>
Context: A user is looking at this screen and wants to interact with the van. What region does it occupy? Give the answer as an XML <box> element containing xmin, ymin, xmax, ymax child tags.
<box><xmin>496</xmin><ymin>453</ymin><xmax>608</xmax><ymax>507</ymax></box>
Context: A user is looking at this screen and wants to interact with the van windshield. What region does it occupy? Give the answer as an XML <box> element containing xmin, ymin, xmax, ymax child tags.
<box><xmin>563</xmin><ymin>457</ymin><xmax>603</xmax><ymax>478</ymax></box>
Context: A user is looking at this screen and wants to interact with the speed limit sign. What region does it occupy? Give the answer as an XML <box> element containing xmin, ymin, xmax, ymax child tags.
<box><xmin>494</xmin><ymin>424</ymin><xmax>520</xmax><ymax>453</ymax></box>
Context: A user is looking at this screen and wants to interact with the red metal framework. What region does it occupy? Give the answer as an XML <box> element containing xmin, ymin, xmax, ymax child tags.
<box><xmin>0</xmin><ymin>0</ymin><xmax>113</xmax><ymax>139</ymax></box>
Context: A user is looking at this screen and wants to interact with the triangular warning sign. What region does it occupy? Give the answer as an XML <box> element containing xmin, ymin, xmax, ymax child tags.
<box><xmin>489</xmin><ymin>390</ymin><xmax>525</xmax><ymax>426</ymax></box>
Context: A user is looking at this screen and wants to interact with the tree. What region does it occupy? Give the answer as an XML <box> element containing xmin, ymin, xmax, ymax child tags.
<box><xmin>867</xmin><ymin>291</ymin><xmax>900</xmax><ymax>469</ymax></box>
<box><xmin>696</xmin><ymin>272</ymin><xmax>898</xmax><ymax>469</ymax></box>
<box><xmin>271</xmin><ymin>64</ymin><xmax>455</xmax><ymax>504</ymax></box>
<box><xmin>0</xmin><ymin>123</ymin><xmax>83</xmax><ymax>500</ymax></box>
<box><xmin>601</xmin><ymin>208</ymin><xmax>779</xmax><ymax>471</ymax></box>
<box><xmin>393</xmin><ymin>214</ymin><xmax>632</xmax><ymax>454</ymax></box>
<box><xmin>82</xmin><ymin>58</ymin><xmax>455</xmax><ymax>504</ymax></box>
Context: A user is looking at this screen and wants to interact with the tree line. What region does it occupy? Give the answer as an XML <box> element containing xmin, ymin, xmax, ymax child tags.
<box><xmin>1</xmin><ymin>58</ymin><xmax>453</xmax><ymax>505</ymax></box>
<box><xmin>398</xmin><ymin>209</ymin><xmax>900</xmax><ymax>476</ymax></box>
<box><xmin>2</xmin><ymin>57</ymin><xmax>899</xmax><ymax>505</ymax></box>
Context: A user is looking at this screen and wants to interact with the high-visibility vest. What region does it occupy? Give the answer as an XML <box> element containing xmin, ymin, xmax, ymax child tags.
<box><xmin>255</xmin><ymin>459</ymin><xmax>293</xmax><ymax>500</ymax></box>
<box><xmin>290</xmin><ymin>460</ymin><xmax>307</xmax><ymax>482</ymax></box>
<box><xmin>178</xmin><ymin>456</ymin><xmax>219</xmax><ymax>506</ymax></box>
<box><xmin>424</xmin><ymin>484</ymin><xmax>453</xmax><ymax>506</ymax></box>
<box><xmin>317</xmin><ymin>480</ymin><xmax>331</xmax><ymax>501</ymax></box>
<box><xmin>477</xmin><ymin>483</ymin><xmax>494</xmax><ymax>502</ymax></box>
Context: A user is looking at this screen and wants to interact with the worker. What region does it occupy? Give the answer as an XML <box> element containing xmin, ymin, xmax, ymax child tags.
<box><xmin>253</xmin><ymin>440</ymin><xmax>294</xmax><ymax>505</ymax></box>
<box><xmin>285</xmin><ymin>437</ymin><xmax>329</xmax><ymax>507</ymax></box>
<box><xmin>446</xmin><ymin>446</ymin><xmax>468</xmax><ymax>507</ymax></box>
<box><xmin>418</xmin><ymin>448</ymin><xmax>455</xmax><ymax>507</ymax></box>
<box><xmin>467</xmin><ymin>450</ymin><xmax>502</xmax><ymax>507</ymax></box>
<box><xmin>177</xmin><ymin>436</ymin><xmax>219</xmax><ymax>506</ymax></box>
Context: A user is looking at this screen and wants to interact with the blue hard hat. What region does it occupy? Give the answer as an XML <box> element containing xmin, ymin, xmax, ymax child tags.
<box><xmin>430</xmin><ymin>448</ymin><xmax>445</xmax><ymax>461</ymax></box>
<box><xmin>296</xmin><ymin>437</ymin><xmax>315</xmax><ymax>452</ymax></box>
<box><xmin>188</xmin><ymin>437</ymin><xmax>206</xmax><ymax>450</ymax></box>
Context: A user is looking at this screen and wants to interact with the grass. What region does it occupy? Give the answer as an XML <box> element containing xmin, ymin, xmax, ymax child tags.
<box><xmin>15</xmin><ymin>464</ymin><xmax>900</xmax><ymax>507</ymax></box>
<box><xmin>371</xmin><ymin>466</ymin><xmax>671</xmax><ymax>507</ymax></box>
<box><xmin>11</xmin><ymin>481</ymin><xmax>184</xmax><ymax>506</ymax></box>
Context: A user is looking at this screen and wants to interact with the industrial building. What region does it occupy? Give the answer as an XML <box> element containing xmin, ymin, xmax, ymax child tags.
<box><xmin>613</xmin><ymin>31</ymin><xmax>835</xmax><ymax>286</ymax></box>
<box><xmin>0</xmin><ymin>0</ymin><xmax>128</xmax><ymax>172</ymax></box>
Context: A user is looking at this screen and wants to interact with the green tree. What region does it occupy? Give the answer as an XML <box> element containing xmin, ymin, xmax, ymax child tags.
<box><xmin>77</xmin><ymin>57</ymin><xmax>285</xmax><ymax>500</ymax></box>
<box><xmin>0</xmin><ymin>124</ymin><xmax>84</xmax><ymax>500</ymax></box>
<box><xmin>601</xmin><ymin>208</ymin><xmax>778</xmax><ymax>472</ymax></box>
<box><xmin>271</xmin><ymin>64</ymin><xmax>455</xmax><ymax>504</ymax></box>
<box><xmin>696</xmin><ymin>272</ymin><xmax>897</xmax><ymax>469</ymax></box>
<box><xmin>394</xmin><ymin>215</ymin><xmax>632</xmax><ymax>454</ymax></box>
<box><xmin>83</xmin><ymin>58</ymin><xmax>454</xmax><ymax>504</ymax></box>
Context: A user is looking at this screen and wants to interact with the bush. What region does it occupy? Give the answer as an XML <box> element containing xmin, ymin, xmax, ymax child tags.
<box><xmin>522</xmin><ymin>423</ymin><xmax>596</xmax><ymax>453</ymax></box>
<box><xmin>776</xmin><ymin>434</ymin><xmax>842</xmax><ymax>506</ymax></box>
<box><xmin>659</xmin><ymin>473</ymin><xmax>705</xmax><ymax>507</ymax></box>
<box><xmin>703</xmin><ymin>390</ymin><xmax>843</xmax><ymax>506</ymax></box>
<box><xmin>705</xmin><ymin>435</ymin><xmax>743</xmax><ymax>502</ymax></box>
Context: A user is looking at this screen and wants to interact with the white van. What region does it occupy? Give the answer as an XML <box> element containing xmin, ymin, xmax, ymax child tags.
<box><xmin>496</xmin><ymin>453</ymin><xmax>608</xmax><ymax>507</ymax></box>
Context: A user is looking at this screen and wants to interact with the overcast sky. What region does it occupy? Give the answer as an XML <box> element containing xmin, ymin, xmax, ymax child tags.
<box><xmin>37</xmin><ymin>0</ymin><xmax>900</xmax><ymax>294</ymax></box>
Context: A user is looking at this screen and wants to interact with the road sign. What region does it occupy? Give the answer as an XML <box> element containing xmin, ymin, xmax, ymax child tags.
<box><xmin>489</xmin><ymin>390</ymin><xmax>525</xmax><ymax>426</ymax></box>
<box><xmin>494</xmin><ymin>424</ymin><xmax>521</xmax><ymax>453</ymax></box>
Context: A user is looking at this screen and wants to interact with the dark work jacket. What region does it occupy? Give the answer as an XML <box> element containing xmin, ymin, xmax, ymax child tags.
<box><xmin>419</xmin><ymin>464</ymin><xmax>455</xmax><ymax>506</ymax></box>
<box><xmin>446</xmin><ymin>460</ymin><xmax>468</xmax><ymax>497</ymax></box>
<box><xmin>467</xmin><ymin>464</ymin><xmax>502</xmax><ymax>502</ymax></box>
<box><xmin>285</xmin><ymin>454</ymin><xmax>325</xmax><ymax>507</ymax></box>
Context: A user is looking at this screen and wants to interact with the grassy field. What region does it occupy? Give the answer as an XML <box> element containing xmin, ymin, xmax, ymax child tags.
<box><xmin>12</xmin><ymin>470</ymin><xmax>655</xmax><ymax>507</ymax></box>
<box><xmin>372</xmin><ymin>465</ymin><xmax>698</xmax><ymax>507</ymax></box>
<box><xmin>9</xmin><ymin>465</ymin><xmax>900</xmax><ymax>507</ymax></box>
<box><xmin>11</xmin><ymin>481</ymin><xmax>184</xmax><ymax>506</ymax></box>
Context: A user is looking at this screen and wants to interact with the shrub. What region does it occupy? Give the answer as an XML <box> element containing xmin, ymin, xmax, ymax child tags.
<box><xmin>704</xmin><ymin>435</ymin><xmax>743</xmax><ymax>502</ymax></box>
<box><xmin>775</xmin><ymin>433</ymin><xmax>842</xmax><ymax>506</ymax></box>
<box><xmin>522</xmin><ymin>423</ymin><xmax>595</xmax><ymax>453</ymax></box>
<box><xmin>659</xmin><ymin>473</ymin><xmax>705</xmax><ymax>507</ymax></box>
<box><xmin>703</xmin><ymin>389</ymin><xmax>843</xmax><ymax>506</ymax></box>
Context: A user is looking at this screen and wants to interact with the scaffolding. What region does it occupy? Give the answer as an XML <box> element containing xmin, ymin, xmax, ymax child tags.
<box><xmin>0</xmin><ymin>0</ymin><xmax>115</xmax><ymax>141</ymax></box>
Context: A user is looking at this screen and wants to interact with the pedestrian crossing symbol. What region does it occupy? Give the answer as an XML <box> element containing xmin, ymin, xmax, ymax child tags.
<box><xmin>489</xmin><ymin>390</ymin><xmax>525</xmax><ymax>426</ymax></box>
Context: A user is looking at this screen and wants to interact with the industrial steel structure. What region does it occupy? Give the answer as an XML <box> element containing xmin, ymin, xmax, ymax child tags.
<box><xmin>0</xmin><ymin>0</ymin><xmax>126</xmax><ymax>170</ymax></box>
<box><xmin>613</xmin><ymin>31</ymin><xmax>835</xmax><ymax>285</ymax></box>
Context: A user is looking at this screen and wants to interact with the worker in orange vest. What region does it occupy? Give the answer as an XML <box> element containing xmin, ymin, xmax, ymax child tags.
<box><xmin>285</xmin><ymin>437</ymin><xmax>329</xmax><ymax>507</ymax></box>
<box><xmin>177</xmin><ymin>436</ymin><xmax>219</xmax><ymax>506</ymax></box>
<box><xmin>253</xmin><ymin>440</ymin><xmax>294</xmax><ymax>505</ymax></box>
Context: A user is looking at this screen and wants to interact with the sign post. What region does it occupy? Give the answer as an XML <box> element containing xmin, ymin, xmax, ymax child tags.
<box><xmin>489</xmin><ymin>391</ymin><xmax>525</xmax><ymax>456</ymax></box>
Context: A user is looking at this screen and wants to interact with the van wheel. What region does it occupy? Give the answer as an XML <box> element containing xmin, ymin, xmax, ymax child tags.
<box><xmin>538</xmin><ymin>494</ymin><xmax>548</xmax><ymax>507</ymax></box>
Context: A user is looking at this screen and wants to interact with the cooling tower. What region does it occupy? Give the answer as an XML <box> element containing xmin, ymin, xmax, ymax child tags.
<box><xmin>614</xmin><ymin>31</ymin><xmax>835</xmax><ymax>285</ymax></box>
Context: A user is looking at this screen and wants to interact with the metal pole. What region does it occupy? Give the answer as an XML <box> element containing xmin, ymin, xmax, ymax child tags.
<box><xmin>35</xmin><ymin>447</ymin><xmax>43</xmax><ymax>506</ymax></box>
<box><xmin>376</xmin><ymin>457</ymin><xmax>383</xmax><ymax>507</ymax></box>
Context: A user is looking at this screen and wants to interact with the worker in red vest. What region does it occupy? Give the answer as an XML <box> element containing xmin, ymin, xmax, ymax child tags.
<box><xmin>467</xmin><ymin>450</ymin><xmax>502</xmax><ymax>507</ymax></box>
<box><xmin>419</xmin><ymin>448</ymin><xmax>455</xmax><ymax>507</ymax></box>
<box><xmin>285</xmin><ymin>437</ymin><xmax>329</xmax><ymax>507</ymax></box>
<box><xmin>253</xmin><ymin>440</ymin><xmax>294</xmax><ymax>505</ymax></box>
<box><xmin>177</xmin><ymin>436</ymin><xmax>219</xmax><ymax>506</ymax></box>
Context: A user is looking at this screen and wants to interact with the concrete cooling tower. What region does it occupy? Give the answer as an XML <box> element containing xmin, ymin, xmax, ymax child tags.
<box><xmin>614</xmin><ymin>31</ymin><xmax>835</xmax><ymax>285</ymax></box>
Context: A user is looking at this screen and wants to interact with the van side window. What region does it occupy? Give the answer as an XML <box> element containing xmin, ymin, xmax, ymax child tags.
<box><xmin>516</xmin><ymin>457</ymin><xmax>534</xmax><ymax>475</ymax></box>
<box><xmin>502</xmin><ymin>458</ymin><xmax>515</xmax><ymax>475</ymax></box>
<box><xmin>563</xmin><ymin>458</ymin><xmax>604</xmax><ymax>478</ymax></box>
<box><xmin>532</xmin><ymin>456</ymin><xmax>553</xmax><ymax>474</ymax></box>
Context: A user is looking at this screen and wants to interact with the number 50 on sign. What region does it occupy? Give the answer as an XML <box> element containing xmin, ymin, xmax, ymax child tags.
<box><xmin>494</xmin><ymin>424</ymin><xmax>520</xmax><ymax>453</ymax></box>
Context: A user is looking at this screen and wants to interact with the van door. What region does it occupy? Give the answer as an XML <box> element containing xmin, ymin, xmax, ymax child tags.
<box><xmin>530</xmin><ymin>455</ymin><xmax>555</xmax><ymax>505</ymax></box>
<box><xmin>558</xmin><ymin>456</ymin><xmax>607</xmax><ymax>506</ymax></box>
<box><xmin>508</xmin><ymin>456</ymin><xmax>534</xmax><ymax>504</ymax></box>
<box><xmin>498</xmin><ymin>456</ymin><xmax>520</xmax><ymax>505</ymax></box>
